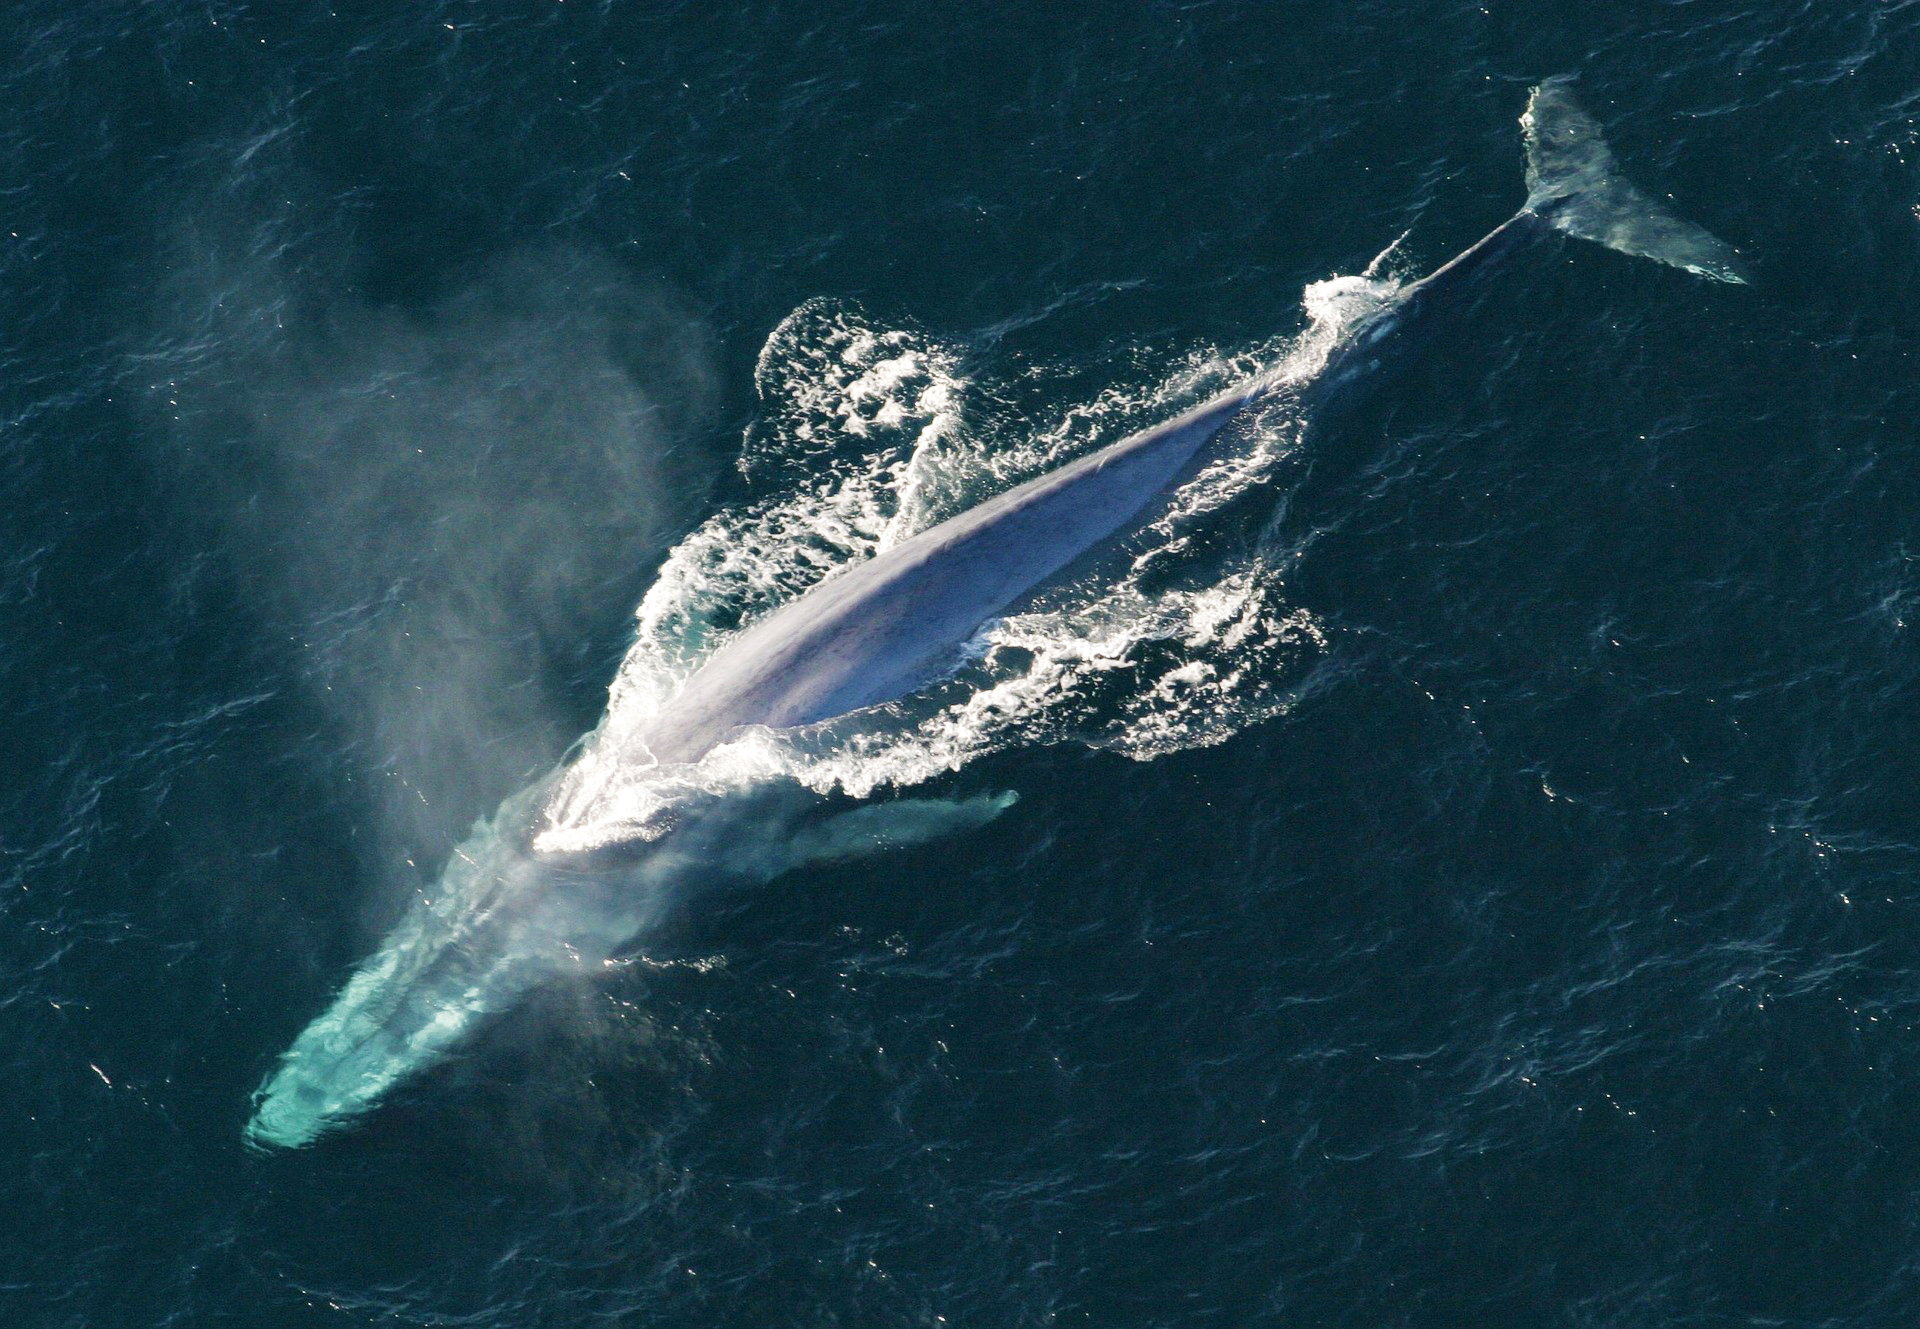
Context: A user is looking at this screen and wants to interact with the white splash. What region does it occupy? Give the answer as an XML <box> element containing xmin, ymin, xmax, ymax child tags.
<box><xmin>536</xmin><ymin>276</ymin><xmax>1393</xmax><ymax>855</ymax></box>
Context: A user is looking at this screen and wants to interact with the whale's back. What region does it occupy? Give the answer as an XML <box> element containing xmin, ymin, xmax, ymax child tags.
<box><xmin>639</xmin><ymin>386</ymin><xmax>1259</xmax><ymax>764</ymax></box>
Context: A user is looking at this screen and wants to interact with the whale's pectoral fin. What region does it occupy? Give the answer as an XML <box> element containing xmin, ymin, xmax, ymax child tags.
<box><xmin>781</xmin><ymin>791</ymin><xmax>1019</xmax><ymax>869</ymax></box>
<box><xmin>1522</xmin><ymin>76</ymin><xmax>1748</xmax><ymax>284</ymax></box>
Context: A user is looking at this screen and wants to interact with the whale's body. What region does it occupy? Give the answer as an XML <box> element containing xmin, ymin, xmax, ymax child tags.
<box><xmin>246</xmin><ymin>79</ymin><xmax>1745</xmax><ymax>1148</ymax></box>
<box><xmin>630</xmin><ymin>84</ymin><xmax>1749</xmax><ymax>769</ymax></box>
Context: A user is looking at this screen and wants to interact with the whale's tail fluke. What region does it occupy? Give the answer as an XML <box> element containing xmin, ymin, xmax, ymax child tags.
<box><xmin>1521</xmin><ymin>76</ymin><xmax>1748</xmax><ymax>284</ymax></box>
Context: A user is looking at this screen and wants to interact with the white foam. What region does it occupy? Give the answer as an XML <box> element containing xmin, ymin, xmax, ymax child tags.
<box><xmin>535</xmin><ymin>278</ymin><xmax>1393</xmax><ymax>855</ymax></box>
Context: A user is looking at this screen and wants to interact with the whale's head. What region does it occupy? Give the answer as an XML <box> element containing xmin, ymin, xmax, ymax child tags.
<box><xmin>244</xmin><ymin>824</ymin><xmax>641</xmax><ymax>1150</ymax></box>
<box><xmin>244</xmin><ymin>775</ymin><xmax>1012</xmax><ymax>1148</ymax></box>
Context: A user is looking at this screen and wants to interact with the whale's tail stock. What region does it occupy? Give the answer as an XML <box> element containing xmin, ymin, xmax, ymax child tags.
<box><xmin>1521</xmin><ymin>76</ymin><xmax>1748</xmax><ymax>284</ymax></box>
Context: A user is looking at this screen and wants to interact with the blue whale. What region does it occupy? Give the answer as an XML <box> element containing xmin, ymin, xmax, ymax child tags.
<box><xmin>246</xmin><ymin>79</ymin><xmax>1744</xmax><ymax>1148</ymax></box>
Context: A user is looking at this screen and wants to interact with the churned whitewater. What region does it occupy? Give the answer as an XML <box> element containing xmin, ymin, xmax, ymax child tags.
<box><xmin>9</xmin><ymin>4</ymin><xmax>1920</xmax><ymax>1327</ymax></box>
<box><xmin>545</xmin><ymin>286</ymin><xmax>1357</xmax><ymax>833</ymax></box>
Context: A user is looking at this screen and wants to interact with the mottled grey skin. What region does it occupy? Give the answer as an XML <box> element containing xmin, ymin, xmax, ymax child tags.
<box><xmin>637</xmin><ymin>217</ymin><xmax>1579</xmax><ymax>767</ymax></box>
<box><xmin>639</xmin><ymin>387</ymin><xmax>1267</xmax><ymax>764</ymax></box>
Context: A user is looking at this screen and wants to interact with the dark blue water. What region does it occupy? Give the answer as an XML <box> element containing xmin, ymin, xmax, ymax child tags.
<box><xmin>9</xmin><ymin>2</ymin><xmax>1920</xmax><ymax>1324</ymax></box>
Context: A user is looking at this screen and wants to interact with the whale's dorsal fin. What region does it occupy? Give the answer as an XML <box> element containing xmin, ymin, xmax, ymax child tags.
<box><xmin>1522</xmin><ymin>76</ymin><xmax>1748</xmax><ymax>284</ymax></box>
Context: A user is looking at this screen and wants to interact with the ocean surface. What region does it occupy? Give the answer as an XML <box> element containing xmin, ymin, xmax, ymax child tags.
<box><xmin>7</xmin><ymin>2</ymin><xmax>1920</xmax><ymax>1324</ymax></box>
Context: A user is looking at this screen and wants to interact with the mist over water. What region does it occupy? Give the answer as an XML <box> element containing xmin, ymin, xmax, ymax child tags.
<box><xmin>9</xmin><ymin>1</ymin><xmax>1920</xmax><ymax>1325</ymax></box>
<box><xmin>151</xmin><ymin>215</ymin><xmax>718</xmax><ymax>851</ymax></box>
